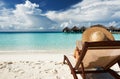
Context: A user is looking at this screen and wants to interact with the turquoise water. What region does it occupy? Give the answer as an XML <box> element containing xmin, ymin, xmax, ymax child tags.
<box><xmin>0</xmin><ymin>33</ymin><xmax>119</xmax><ymax>51</ymax></box>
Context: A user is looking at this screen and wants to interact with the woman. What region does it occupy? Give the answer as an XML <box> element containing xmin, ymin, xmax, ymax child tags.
<box><xmin>74</xmin><ymin>25</ymin><xmax>115</xmax><ymax>60</ymax></box>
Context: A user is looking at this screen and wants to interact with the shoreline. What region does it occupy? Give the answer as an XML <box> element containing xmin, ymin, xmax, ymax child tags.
<box><xmin>0</xmin><ymin>52</ymin><xmax>64</xmax><ymax>62</ymax></box>
<box><xmin>0</xmin><ymin>50</ymin><xmax>69</xmax><ymax>62</ymax></box>
<box><xmin>0</xmin><ymin>49</ymin><xmax>73</xmax><ymax>55</ymax></box>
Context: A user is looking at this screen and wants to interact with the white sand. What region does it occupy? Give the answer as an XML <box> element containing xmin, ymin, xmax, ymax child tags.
<box><xmin>0</xmin><ymin>50</ymin><xmax>119</xmax><ymax>79</ymax></box>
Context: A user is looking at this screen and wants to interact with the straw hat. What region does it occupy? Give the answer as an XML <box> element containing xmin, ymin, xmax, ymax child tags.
<box><xmin>82</xmin><ymin>26</ymin><xmax>114</xmax><ymax>43</ymax></box>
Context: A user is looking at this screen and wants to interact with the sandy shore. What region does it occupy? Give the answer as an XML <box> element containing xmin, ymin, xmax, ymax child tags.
<box><xmin>0</xmin><ymin>51</ymin><xmax>119</xmax><ymax>79</ymax></box>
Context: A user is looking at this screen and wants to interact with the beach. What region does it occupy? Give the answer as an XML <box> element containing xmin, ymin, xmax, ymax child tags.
<box><xmin>0</xmin><ymin>0</ymin><xmax>120</xmax><ymax>78</ymax></box>
<box><xmin>0</xmin><ymin>50</ymin><xmax>82</xmax><ymax>79</ymax></box>
<box><xmin>0</xmin><ymin>50</ymin><xmax>119</xmax><ymax>79</ymax></box>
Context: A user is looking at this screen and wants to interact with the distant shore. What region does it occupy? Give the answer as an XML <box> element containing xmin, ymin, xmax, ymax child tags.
<box><xmin>112</xmin><ymin>32</ymin><xmax>120</xmax><ymax>34</ymax></box>
<box><xmin>0</xmin><ymin>30</ymin><xmax>119</xmax><ymax>34</ymax></box>
<box><xmin>0</xmin><ymin>31</ymin><xmax>62</xmax><ymax>33</ymax></box>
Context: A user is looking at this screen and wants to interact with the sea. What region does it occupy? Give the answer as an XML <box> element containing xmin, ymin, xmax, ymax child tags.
<box><xmin>0</xmin><ymin>32</ymin><xmax>119</xmax><ymax>52</ymax></box>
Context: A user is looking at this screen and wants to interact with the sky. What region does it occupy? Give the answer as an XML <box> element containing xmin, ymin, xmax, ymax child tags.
<box><xmin>0</xmin><ymin>0</ymin><xmax>120</xmax><ymax>31</ymax></box>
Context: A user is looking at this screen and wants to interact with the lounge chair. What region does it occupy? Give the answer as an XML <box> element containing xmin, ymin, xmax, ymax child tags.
<box><xmin>63</xmin><ymin>41</ymin><xmax>120</xmax><ymax>79</ymax></box>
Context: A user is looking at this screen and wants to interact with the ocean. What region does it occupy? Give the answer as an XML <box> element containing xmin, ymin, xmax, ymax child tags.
<box><xmin>0</xmin><ymin>32</ymin><xmax>119</xmax><ymax>51</ymax></box>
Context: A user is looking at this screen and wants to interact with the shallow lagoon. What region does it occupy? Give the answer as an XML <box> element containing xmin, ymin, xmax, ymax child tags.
<box><xmin>0</xmin><ymin>33</ymin><xmax>119</xmax><ymax>51</ymax></box>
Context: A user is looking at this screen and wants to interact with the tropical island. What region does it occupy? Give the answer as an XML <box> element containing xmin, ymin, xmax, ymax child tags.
<box><xmin>63</xmin><ymin>24</ymin><xmax>120</xmax><ymax>33</ymax></box>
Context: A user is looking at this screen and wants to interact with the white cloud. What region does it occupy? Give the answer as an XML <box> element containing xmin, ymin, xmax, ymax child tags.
<box><xmin>0</xmin><ymin>0</ymin><xmax>120</xmax><ymax>31</ymax></box>
<box><xmin>46</xmin><ymin>0</ymin><xmax>120</xmax><ymax>28</ymax></box>
<box><xmin>0</xmin><ymin>0</ymin><xmax>56</xmax><ymax>31</ymax></box>
<box><xmin>60</xmin><ymin>20</ymin><xmax>72</xmax><ymax>28</ymax></box>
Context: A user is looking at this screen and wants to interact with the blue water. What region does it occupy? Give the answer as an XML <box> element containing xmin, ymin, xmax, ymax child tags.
<box><xmin>0</xmin><ymin>33</ymin><xmax>119</xmax><ymax>51</ymax></box>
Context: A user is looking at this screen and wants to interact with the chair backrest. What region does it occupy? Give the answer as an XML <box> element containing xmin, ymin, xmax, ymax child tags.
<box><xmin>75</xmin><ymin>41</ymin><xmax>120</xmax><ymax>70</ymax></box>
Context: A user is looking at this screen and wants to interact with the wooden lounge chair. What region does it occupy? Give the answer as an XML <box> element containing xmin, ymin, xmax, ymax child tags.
<box><xmin>63</xmin><ymin>41</ymin><xmax>120</xmax><ymax>79</ymax></box>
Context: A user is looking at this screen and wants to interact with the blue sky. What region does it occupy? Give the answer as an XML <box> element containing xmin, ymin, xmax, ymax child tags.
<box><xmin>0</xmin><ymin>0</ymin><xmax>120</xmax><ymax>31</ymax></box>
<box><xmin>3</xmin><ymin>0</ymin><xmax>81</xmax><ymax>12</ymax></box>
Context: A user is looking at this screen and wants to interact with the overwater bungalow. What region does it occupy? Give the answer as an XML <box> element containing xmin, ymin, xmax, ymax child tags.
<box><xmin>71</xmin><ymin>26</ymin><xmax>80</xmax><ymax>33</ymax></box>
<box><xmin>62</xmin><ymin>27</ymin><xmax>71</xmax><ymax>33</ymax></box>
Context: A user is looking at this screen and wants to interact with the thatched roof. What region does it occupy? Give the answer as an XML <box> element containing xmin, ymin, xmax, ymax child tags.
<box><xmin>63</xmin><ymin>27</ymin><xmax>71</xmax><ymax>32</ymax></box>
<box><xmin>71</xmin><ymin>26</ymin><xmax>80</xmax><ymax>31</ymax></box>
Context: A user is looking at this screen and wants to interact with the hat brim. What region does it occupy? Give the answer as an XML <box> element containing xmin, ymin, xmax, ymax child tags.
<box><xmin>82</xmin><ymin>26</ymin><xmax>114</xmax><ymax>43</ymax></box>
